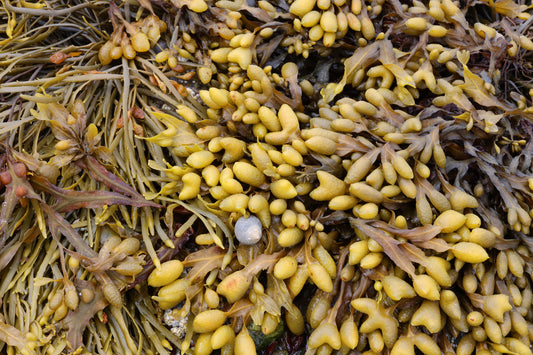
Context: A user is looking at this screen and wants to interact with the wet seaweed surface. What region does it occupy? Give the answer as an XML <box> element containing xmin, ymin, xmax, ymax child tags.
<box><xmin>1</xmin><ymin>0</ymin><xmax>533</xmax><ymax>354</ymax></box>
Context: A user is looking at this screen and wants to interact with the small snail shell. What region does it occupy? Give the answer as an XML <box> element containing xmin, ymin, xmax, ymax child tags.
<box><xmin>235</xmin><ymin>215</ymin><xmax>262</xmax><ymax>245</ymax></box>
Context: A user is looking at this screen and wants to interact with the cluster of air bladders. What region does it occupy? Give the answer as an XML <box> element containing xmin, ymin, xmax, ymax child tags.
<box><xmin>93</xmin><ymin>0</ymin><xmax>533</xmax><ymax>354</ymax></box>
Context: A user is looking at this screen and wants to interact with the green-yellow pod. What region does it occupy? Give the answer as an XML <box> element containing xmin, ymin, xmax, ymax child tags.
<box><xmin>281</xmin><ymin>208</ymin><xmax>296</xmax><ymax>227</ymax></box>
<box><xmin>274</xmin><ymin>256</ymin><xmax>298</xmax><ymax>280</ymax></box>
<box><xmin>429</xmin><ymin>1</ymin><xmax>445</xmax><ymax>21</ymax></box>
<box><xmin>405</xmin><ymin>17</ymin><xmax>427</xmax><ymax>32</ymax></box>
<box><xmin>277</xmin><ymin>163</ymin><xmax>296</xmax><ymax>177</ymax></box>
<box><xmin>131</xmin><ymin>32</ymin><xmax>150</xmax><ymax>52</ymax></box>
<box><xmin>195</xmin><ymin>333</ymin><xmax>213</xmax><ymax>355</ymax></box>
<box><xmin>296</xmin><ymin>213</ymin><xmax>309</xmax><ymax>230</ymax></box>
<box><xmin>424</xmin><ymin>256</ymin><xmax>451</xmax><ymax>287</ymax></box>
<box><xmin>267</xmin><ymin>149</ymin><xmax>285</xmax><ymax>165</ymax></box>
<box><xmin>179</xmin><ymin>172</ymin><xmax>201</xmax><ymax>200</ymax></box>
<box><xmin>464</xmin><ymin>213</ymin><xmax>482</xmax><ymax>229</ymax></box>
<box><xmin>340</xmin><ymin>316</ymin><xmax>358</xmax><ymax>349</ymax></box>
<box><xmin>219</xmin><ymin>194</ymin><xmax>249</xmax><ymax>214</ymax></box>
<box><xmin>411</xmin><ymin>300</ymin><xmax>442</xmax><ymax>333</ymax></box>
<box><xmin>391</xmin><ymin>336</ymin><xmax>414</xmax><ymax>355</ymax></box>
<box><xmin>210</xmin><ymin>186</ymin><xmax>229</xmax><ymax>200</ymax></box>
<box><xmin>234</xmin><ymin>328</ymin><xmax>256</xmax><ymax>355</ymax></box>
<box><xmin>486</xmin><ymin>318</ymin><xmax>503</xmax><ymax>343</ymax></box>
<box><xmin>204</xmin><ymin>288</ymin><xmax>220</xmax><ymax>309</ymax></box>
<box><xmin>197</xmin><ymin>125</ymin><xmax>223</xmax><ymax>140</ymax></box>
<box><xmin>433</xmin><ymin>210</ymin><xmax>466</xmax><ymax>233</ymax></box>
<box><xmin>451</xmin><ymin>242</ymin><xmax>489</xmax><ymax>263</ymax></box>
<box><xmin>359</xmin><ymin>252</ymin><xmax>383</xmax><ymax>269</ymax></box>
<box><xmin>216</xmin><ymin>270</ymin><xmax>251</xmax><ymax>303</ymax></box>
<box><xmin>416</xmin><ymin>195</ymin><xmax>433</xmax><ymax>226</ymax></box>
<box><xmin>413</xmin><ymin>274</ymin><xmax>440</xmax><ymax>300</ymax></box>
<box><xmin>415</xmin><ymin>162</ymin><xmax>431</xmax><ymax>178</ymax></box>
<box><xmin>413</xmin><ymin>333</ymin><xmax>440</xmax><ymax>355</ymax></box>
<box><xmin>193</xmin><ymin>310</ymin><xmax>227</xmax><ymax>333</ymax></box>
<box><xmin>338</xmin><ymin>103</ymin><xmax>361</xmax><ymax>121</ymax></box>
<box><xmin>310</xmin><ymin>171</ymin><xmax>346</xmax><ymax>201</ymax></box>
<box><xmin>288</xmin><ymin>265</ymin><xmax>309</xmax><ymax>297</ymax></box>
<box><xmin>233</xmin><ymin>162</ymin><xmax>266</xmax><ymax>187</ymax></box>
<box><xmin>248</xmin><ymin>194</ymin><xmax>271</xmax><ymax>227</ymax></box>
<box><xmin>302</xmin><ymin>127</ymin><xmax>338</xmax><ymax>141</ymax></box>
<box><xmin>113</xmin><ymin>261</ymin><xmax>143</xmax><ymax>276</ymax></box>
<box><xmin>367</xmin><ymin>238</ymin><xmax>383</xmax><ymax>252</ymax></box>
<box><xmin>157</xmin><ymin>278</ymin><xmax>190</xmax><ymax>302</ymax></box>
<box><xmin>269</xmin><ymin>199</ymin><xmax>287</xmax><ymax>215</ymax></box>
<box><xmin>261</xmin><ymin>313</ymin><xmax>279</xmax><ymax>335</ymax></box>
<box><xmin>350</xmin><ymin>298</ymin><xmax>398</xmax><ymax>348</ymax></box>
<box><xmin>349</xmin><ymin>240</ymin><xmax>369</xmax><ymax>265</ymax></box>
<box><xmin>278</xmin><ymin>227</ymin><xmax>304</xmax><ymax>247</ymax></box>
<box><xmin>508</xmin><ymin>283</ymin><xmax>522</xmax><ymax>307</ymax></box>
<box><xmin>427</xmin><ymin>189</ymin><xmax>451</xmax><ymax>212</ymax></box>
<box><xmin>365</xmin><ymin>167</ymin><xmax>384</xmax><ymax>190</ymax></box>
<box><xmin>456</xmin><ymin>333</ymin><xmax>475</xmax><ymax>355</ymax></box>
<box><xmin>52</xmin><ymin>303</ymin><xmax>69</xmax><ymax>322</ymax></box>
<box><xmin>289</xmin><ymin>0</ymin><xmax>317</xmax><ymax>17</ymax></box>
<box><xmin>113</xmin><ymin>237</ymin><xmax>140</xmax><ymax>256</ymax></box>
<box><xmin>296</xmin><ymin>182</ymin><xmax>314</xmax><ymax>195</ymax></box>
<box><xmin>176</xmin><ymin>105</ymin><xmax>198</xmax><ymax>124</ymax></box>
<box><xmin>313</xmin><ymin>244</ymin><xmax>337</xmax><ymax>278</ymax></box>
<box><xmin>398</xmin><ymin>177</ymin><xmax>417</xmax><ymax>199</ymax></box>
<box><xmin>504</xmin><ymin>337</ymin><xmax>533</xmax><ymax>355</ymax></box>
<box><xmin>440</xmin><ymin>290</ymin><xmax>461</xmax><ymax>320</ymax></box>
<box><xmin>258</xmin><ymin>106</ymin><xmax>281</xmax><ymax>132</ymax></box>
<box><xmin>349</xmin><ymin>182</ymin><xmax>383</xmax><ymax>203</ymax></box>
<box><xmin>467</xmin><ymin>228</ymin><xmax>496</xmax><ymax>248</ymax></box>
<box><xmin>285</xmin><ymin>307</ymin><xmax>305</xmax><ymax>335</ymax></box>
<box><xmin>382</xmin><ymin>275</ymin><xmax>416</xmax><ymax>301</ymax></box>
<box><xmin>506</xmin><ymin>250</ymin><xmax>524</xmax><ymax>278</ymax></box>
<box><xmin>358</xmin><ymin>203</ymin><xmax>379</xmax><ymax>220</ymax></box>
<box><xmin>64</xmin><ymin>285</ymin><xmax>79</xmax><ymax>311</ymax></box>
<box><xmin>352</xmin><ymin>100</ymin><xmax>377</xmax><ymax>116</ymax></box>
<box><xmin>277</xmin><ymin>104</ymin><xmax>300</xmax><ymax>132</ymax></box>
<box><xmin>320</xmin><ymin>11</ymin><xmax>338</xmax><ymax>33</ymax></box>
<box><xmin>252</xmin><ymin>123</ymin><xmax>267</xmax><ymax>139</ymax></box>
<box><xmin>361</xmin><ymin>15</ymin><xmax>375</xmax><ymax>40</ymax></box>
<box><xmin>381</xmin><ymin>185</ymin><xmax>401</xmax><ymax>198</ymax></box>
<box><xmin>227</xmin><ymin>47</ymin><xmax>252</xmax><ymax>69</ymax></box>
<box><xmin>308</xmin><ymin>262</ymin><xmax>333</xmax><ymax>293</ymax></box>
<box><xmin>392</xmin><ymin>155</ymin><xmax>414</xmax><ymax>179</ymax></box>
<box><xmin>281</xmin><ymin>145</ymin><xmax>303</xmax><ymax>166</ymax></box>
<box><xmin>301</xmin><ymin>10</ymin><xmax>321</xmax><ymax>27</ymax></box>
<box><xmin>220</xmin><ymin>137</ymin><xmax>246</xmax><ymax>163</ymax></box>
<box><xmin>381</xmin><ymin>161</ymin><xmax>397</xmax><ymax>185</ymax></box>
<box><xmin>187</xmin><ymin>151</ymin><xmax>215</xmax><ymax>169</ymax></box>
<box><xmin>345</xmin><ymin>156</ymin><xmax>372</xmax><ymax>183</ymax></box>
<box><xmin>428</xmin><ymin>25</ymin><xmax>448</xmax><ymax>37</ymax></box>
<box><xmin>449</xmin><ymin>190</ymin><xmax>478</xmax><ymax>211</ymax></box>
<box><xmin>510</xmin><ymin>310</ymin><xmax>528</xmax><ymax>336</ymax></box>
<box><xmin>270</xmin><ymin>179</ymin><xmax>298</xmax><ymax>199</ymax></box>
<box><xmin>148</xmin><ymin>260</ymin><xmax>183</xmax><ymax>287</ymax></box>
<box><xmin>368</xmin><ymin>330</ymin><xmax>384</xmax><ymax>353</ymax></box>
<box><xmin>102</xmin><ymin>282</ymin><xmax>122</xmax><ymax>308</ymax></box>
<box><xmin>483</xmin><ymin>294</ymin><xmax>512</xmax><ymax>322</ymax></box>
<box><xmin>305</xmin><ymin>136</ymin><xmax>337</xmax><ymax>155</ymax></box>
<box><xmin>209</xmin><ymin>88</ymin><xmax>229</xmax><ymax>108</ymax></box>
<box><xmin>329</xmin><ymin>195</ymin><xmax>357</xmax><ymax>210</ymax></box>
<box><xmin>308</xmin><ymin>323</ymin><xmax>342</xmax><ymax>350</ymax></box>
<box><xmin>200</xmin><ymin>90</ymin><xmax>223</xmax><ymax>109</ymax></box>
<box><xmin>202</xmin><ymin>165</ymin><xmax>220</xmax><ymax>187</ymax></box>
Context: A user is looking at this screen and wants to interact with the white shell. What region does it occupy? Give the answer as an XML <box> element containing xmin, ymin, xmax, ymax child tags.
<box><xmin>235</xmin><ymin>215</ymin><xmax>263</xmax><ymax>245</ymax></box>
